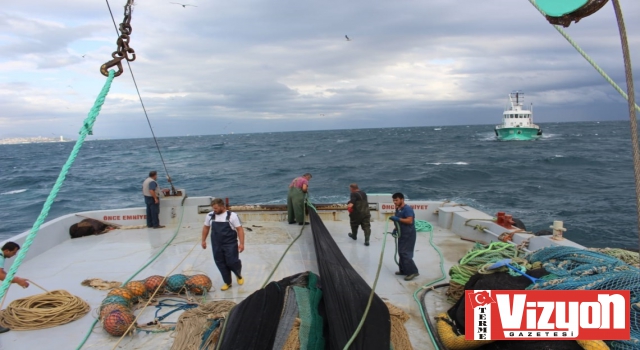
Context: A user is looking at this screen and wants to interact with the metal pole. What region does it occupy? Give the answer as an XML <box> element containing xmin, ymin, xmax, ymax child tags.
<box><xmin>611</xmin><ymin>0</ymin><xmax>640</xmax><ymax>253</ymax></box>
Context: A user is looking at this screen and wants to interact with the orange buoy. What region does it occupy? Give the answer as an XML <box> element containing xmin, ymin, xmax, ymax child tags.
<box><xmin>99</xmin><ymin>303</ymin><xmax>130</xmax><ymax>321</ymax></box>
<box><xmin>125</xmin><ymin>280</ymin><xmax>148</xmax><ymax>301</ymax></box>
<box><xmin>102</xmin><ymin>309</ymin><xmax>136</xmax><ymax>336</ymax></box>
<box><xmin>144</xmin><ymin>275</ymin><xmax>166</xmax><ymax>295</ymax></box>
<box><xmin>185</xmin><ymin>274</ymin><xmax>212</xmax><ymax>295</ymax></box>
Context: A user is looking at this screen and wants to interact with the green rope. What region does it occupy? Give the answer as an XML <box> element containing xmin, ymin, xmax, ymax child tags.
<box><xmin>415</xmin><ymin>220</ymin><xmax>433</xmax><ymax>233</ymax></box>
<box><xmin>260</xmin><ymin>221</ymin><xmax>306</xmax><ymax>288</ymax></box>
<box><xmin>0</xmin><ymin>70</ymin><xmax>116</xmax><ymax>303</ymax></box>
<box><xmin>260</xmin><ymin>195</ymin><xmax>312</xmax><ymax>288</ymax></box>
<box><xmin>342</xmin><ymin>218</ymin><xmax>394</xmax><ymax>350</ymax></box>
<box><xmin>449</xmin><ymin>242</ymin><xmax>521</xmax><ymax>286</ymax></box>
<box><xmin>393</xmin><ymin>222</ymin><xmax>401</xmax><ymax>266</ymax></box>
<box><xmin>75</xmin><ymin>204</ymin><xmax>186</xmax><ymax>349</ymax></box>
<box><xmin>527</xmin><ymin>0</ymin><xmax>640</xmax><ymax>114</ymax></box>
<box><xmin>412</xmin><ymin>218</ymin><xmax>448</xmax><ymax>350</ymax></box>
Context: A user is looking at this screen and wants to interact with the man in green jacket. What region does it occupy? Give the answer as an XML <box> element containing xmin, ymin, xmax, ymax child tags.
<box><xmin>287</xmin><ymin>173</ymin><xmax>312</xmax><ymax>225</ymax></box>
<box><xmin>347</xmin><ymin>183</ymin><xmax>372</xmax><ymax>246</ymax></box>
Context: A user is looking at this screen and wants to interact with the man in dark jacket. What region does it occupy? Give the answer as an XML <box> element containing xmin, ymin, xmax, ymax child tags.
<box><xmin>347</xmin><ymin>183</ymin><xmax>372</xmax><ymax>246</ymax></box>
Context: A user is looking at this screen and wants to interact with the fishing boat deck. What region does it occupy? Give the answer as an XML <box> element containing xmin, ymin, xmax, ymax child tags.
<box><xmin>0</xmin><ymin>216</ymin><xmax>474</xmax><ymax>350</ymax></box>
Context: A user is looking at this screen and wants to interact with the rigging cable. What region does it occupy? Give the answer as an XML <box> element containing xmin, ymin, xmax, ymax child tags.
<box><xmin>105</xmin><ymin>0</ymin><xmax>177</xmax><ymax>194</ymax></box>
<box><xmin>526</xmin><ymin>0</ymin><xmax>640</xmax><ymax>267</ymax></box>
<box><xmin>526</xmin><ymin>0</ymin><xmax>639</xmax><ymax>114</ymax></box>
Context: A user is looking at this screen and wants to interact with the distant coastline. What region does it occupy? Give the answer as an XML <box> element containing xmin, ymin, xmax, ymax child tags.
<box><xmin>0</xmin><ymin>136</ymin><xmax>70</xmax><ymax>145</ymax></box>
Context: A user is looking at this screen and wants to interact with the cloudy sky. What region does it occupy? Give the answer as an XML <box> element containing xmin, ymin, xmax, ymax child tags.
<box><xmin>1</xmin><ymin>0</ymin><xmax>639</xmax><ymax>138</ymax></box>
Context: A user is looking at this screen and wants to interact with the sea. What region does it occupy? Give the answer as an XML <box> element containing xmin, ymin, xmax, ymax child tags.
<box><xmin>1</xmin><ymin>121</ymin><xmax>638</xmax><ymax>249</ymax></box>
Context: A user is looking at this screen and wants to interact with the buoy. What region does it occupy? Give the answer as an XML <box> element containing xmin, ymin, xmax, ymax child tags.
<box><xmin>166</xmin><ymin>274</ymin><xmax>189</xmax><ymax>293</ymax></box>
<box><xmin>124</xmin><ymin>280</ymin><xmax>148</xmax><ymax>302</ymax></box>
<box><xmin>144</xmin><ymin>275</ymin><xmax>166</xmax><ymax>294</ymax></box>
<box><xmin>99</xmin><ymin>303</ymin><xmax>130</xmax><ymax>321</ymax></box>
<box><xmin>98</xmin><ymin>273</ymin><xmax>213</xmax><ymax>337</ymax></box>
<box><xmin>102</xmin><ymin>309</ymin><xmax>136</xmax><ymax>336</ymax></box>
<box><xmin>100</xmin><ymin>295</ymin><xmax>131</xmax><ymax>309</ymax></box>
<box><xmin>106</xmin><ymin>287</ymin><xmax>134</xmax><ymax>303</ymax></box>
<box><xmin>185</xmin><ymin>274</ymin><xmax>212</xmax><ymax>295</ymax></box>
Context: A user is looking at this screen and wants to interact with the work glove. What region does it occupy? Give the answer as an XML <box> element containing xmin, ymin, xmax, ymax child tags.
<box><xmin>390</xmin><ymin>216</ymin><xmax>400</xmax><ymax>222</ymax></box>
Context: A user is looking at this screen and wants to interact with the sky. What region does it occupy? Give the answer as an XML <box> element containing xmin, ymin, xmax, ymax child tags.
<box><xmin>1</xmin><ymin>0</ymin><xmax>639</xmax><ymax>139</ymax></box>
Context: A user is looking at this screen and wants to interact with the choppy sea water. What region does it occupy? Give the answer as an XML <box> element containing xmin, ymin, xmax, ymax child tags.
<box><xmin>1</xmin><ymin>121</ymin><xmax>638</xmax><ymax>249</ymax></box>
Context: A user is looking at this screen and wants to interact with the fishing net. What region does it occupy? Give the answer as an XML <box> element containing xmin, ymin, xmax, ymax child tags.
<box><xmin>102</xmin><ymin>309</ymin><xmax>136</xmax><ymax>336</ymax></box>
<box><xmin>170</xmin><ymin>300</ymin><xmax>236</xmax><ymax>350</ymax></box>
<box><xmin>106</xmin><ymin>287</ymin><xmax>134</xmax><ymax>303</ymax></box>
<box><xmin>185</xmin><ymin>274</ymin><xmax>212</xmax><ymax>295</ymax></box>
<box><xmin>144</xmin><ymin>275</ymin><xmax>166</xmax><ymax>294</ymax></box>
<box><xmin>216</xmin><ymin>209</ymin><xmax>396</xmax><ymax>349</ymax></box>
<box><xmin>99</xmin><ymin>303</ymin><xmax>130</xmax><ymax>321</ymax></box>
<box><xmin>293</xmin><ymin>280</ymin><xmax>325</xmax><ymax>349</ymax></box>
<box><xmin>527</xmin><ymin>246</ymin><xmax>640</xmax><ymax>350</ymax></box>
<box><xmin>124</xmin><ymin>280</ymin><xmax>148</xmax><ymax>301</ymax></box>
<box><xmin>166</xmin><ymin>274</ymin><xmax>189</xmax><ymax>293</ymax></box>
<box><xmin>217</xmin><ymin>273</ymin><xmax>308</xmax><ymax>349</ymax></box>
<box><xmin>587</xmin><ymin>248</ymin><xmax>639</xmax><ymax>268</ymax></box>
<box><xmin>308</xmin><ymin>208</ymin><xmax>390</xmax><ymax>349</ymax></box>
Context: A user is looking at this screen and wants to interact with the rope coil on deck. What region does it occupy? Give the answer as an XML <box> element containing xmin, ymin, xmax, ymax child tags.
<box><xmin>0</xmin><ymin>290</ymin><xmax>90</xmax><ymax>330</ymax></box>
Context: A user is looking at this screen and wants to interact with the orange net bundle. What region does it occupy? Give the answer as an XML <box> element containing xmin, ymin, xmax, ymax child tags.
<box><xmin>125</xmin><ymin>280</ymin><xmax>148</xmax><ymax>302</ymax></box>
<box><xmin>102</xmin><ymin>309</ymin><xmax>136</xmax><ymax>336</ymax></box>
<box><xmin>144</xmin><ymin>275</ymin><xmax>166</xmax><ymax>295</ymax></box>
<box><xmin>185</xmin><ymin>274</ymin><xmax>212</xmax><ymax>295</ymax></box>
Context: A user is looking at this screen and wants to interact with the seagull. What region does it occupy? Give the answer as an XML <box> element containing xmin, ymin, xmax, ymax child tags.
<box><xmin>170</xmin><ymin>2</ymin><xmax>197</xmax><ymax>7</ymax></box>
<box><xmin>82</xmin><ymin>54</ymin><xmax>86</xmax><ymax>58</ymax></box>
<box><xmin>345</xmin><ymin>35</ymin><xmax>351</xmax><ymax>41</ymax></box>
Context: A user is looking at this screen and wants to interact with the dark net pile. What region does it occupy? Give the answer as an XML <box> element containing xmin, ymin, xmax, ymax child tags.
<box><xmin>308</xmin><ymin>208</ymin><xmax>390</xmax><ymax>350</ymax></box>
<box><xmin>218</xmin><ymin>273</ymin><xmax>310</xmax><ymax>349</ymax></box>
<box><xmin>218</xmin><ymin>208</ymin><xmax>390</xmax><ymax>349</ymax></box>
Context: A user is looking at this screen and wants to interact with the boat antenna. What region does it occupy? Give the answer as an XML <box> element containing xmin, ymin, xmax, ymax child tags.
<box><xmin>103</xmin><ymin>0</ymin><xmax>177</xmax><ymax>195</ymax></box>
<box><xmin>531</xmin><ymin>0</ymin><xmax>639</xmax><ymax>252</ymax></box>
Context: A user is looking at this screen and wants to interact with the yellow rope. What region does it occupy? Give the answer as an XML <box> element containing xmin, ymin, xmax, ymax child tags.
<box><xmin>0</xmin><ymin>289</ymin><xmax>90</xmax><ymax>330</ymax></box>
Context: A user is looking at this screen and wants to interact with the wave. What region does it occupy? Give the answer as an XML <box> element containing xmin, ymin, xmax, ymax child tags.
<box><xmin>426</xmin><ymin>162</ymin><xmax>469</xmax><ymax>165</ymax></box>
<box><xmin>1</xmin><ymin>189</ymin><xmax>27</xmax><ymax>195</ymax></box>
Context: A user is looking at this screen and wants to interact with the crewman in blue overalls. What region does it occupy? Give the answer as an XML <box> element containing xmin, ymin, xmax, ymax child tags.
<box><xmin>389</xmin><ymin>193</ymin><xmax>420</xmax><ymax>281</ymax></box>
<box><xmin>201</xmin><ymin>198</ymin><xmax>246</xmax><ymax>291</ymax></box>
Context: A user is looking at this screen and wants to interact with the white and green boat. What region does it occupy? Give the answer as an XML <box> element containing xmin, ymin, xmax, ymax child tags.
<box><xmin>494</xmin><ymin>91</ymin><xmax>542</xmax><ymax>141</ymax></box>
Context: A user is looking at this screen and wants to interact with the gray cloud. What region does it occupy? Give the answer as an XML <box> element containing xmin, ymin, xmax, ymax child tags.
<box><xmin>1</xmin><ymin>0</ymin><xmax>639</xmax><ymax>138</ymax></box>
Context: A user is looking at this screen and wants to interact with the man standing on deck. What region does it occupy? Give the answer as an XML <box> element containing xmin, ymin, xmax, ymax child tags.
<box><xmin>142</xmin><ymin>171</ymin><xmax>165</xmax><ymax>229</ymax></box>
<box><xmin>390</xmin><ymin>193</ymin><xmax>420</xmax><ymax>281</ymax></box>
<box><xmin>287</xmin><ymin>173</ymin><xmax>312</xmax><ymax>225</ymax></box>
<box><xmin>201</xmin><ymin>198</ymin><xmax>245</xmax><ymax>291</ymax></box>
<box><xmin>347</xmin><ymin>183</ymin><xmax>372</xmax><ymax>246</ymax></box>
<box><xmin>0</xmin><ymin>242</ymin><xmax>30</xmax><ymax>333</ymax></box>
